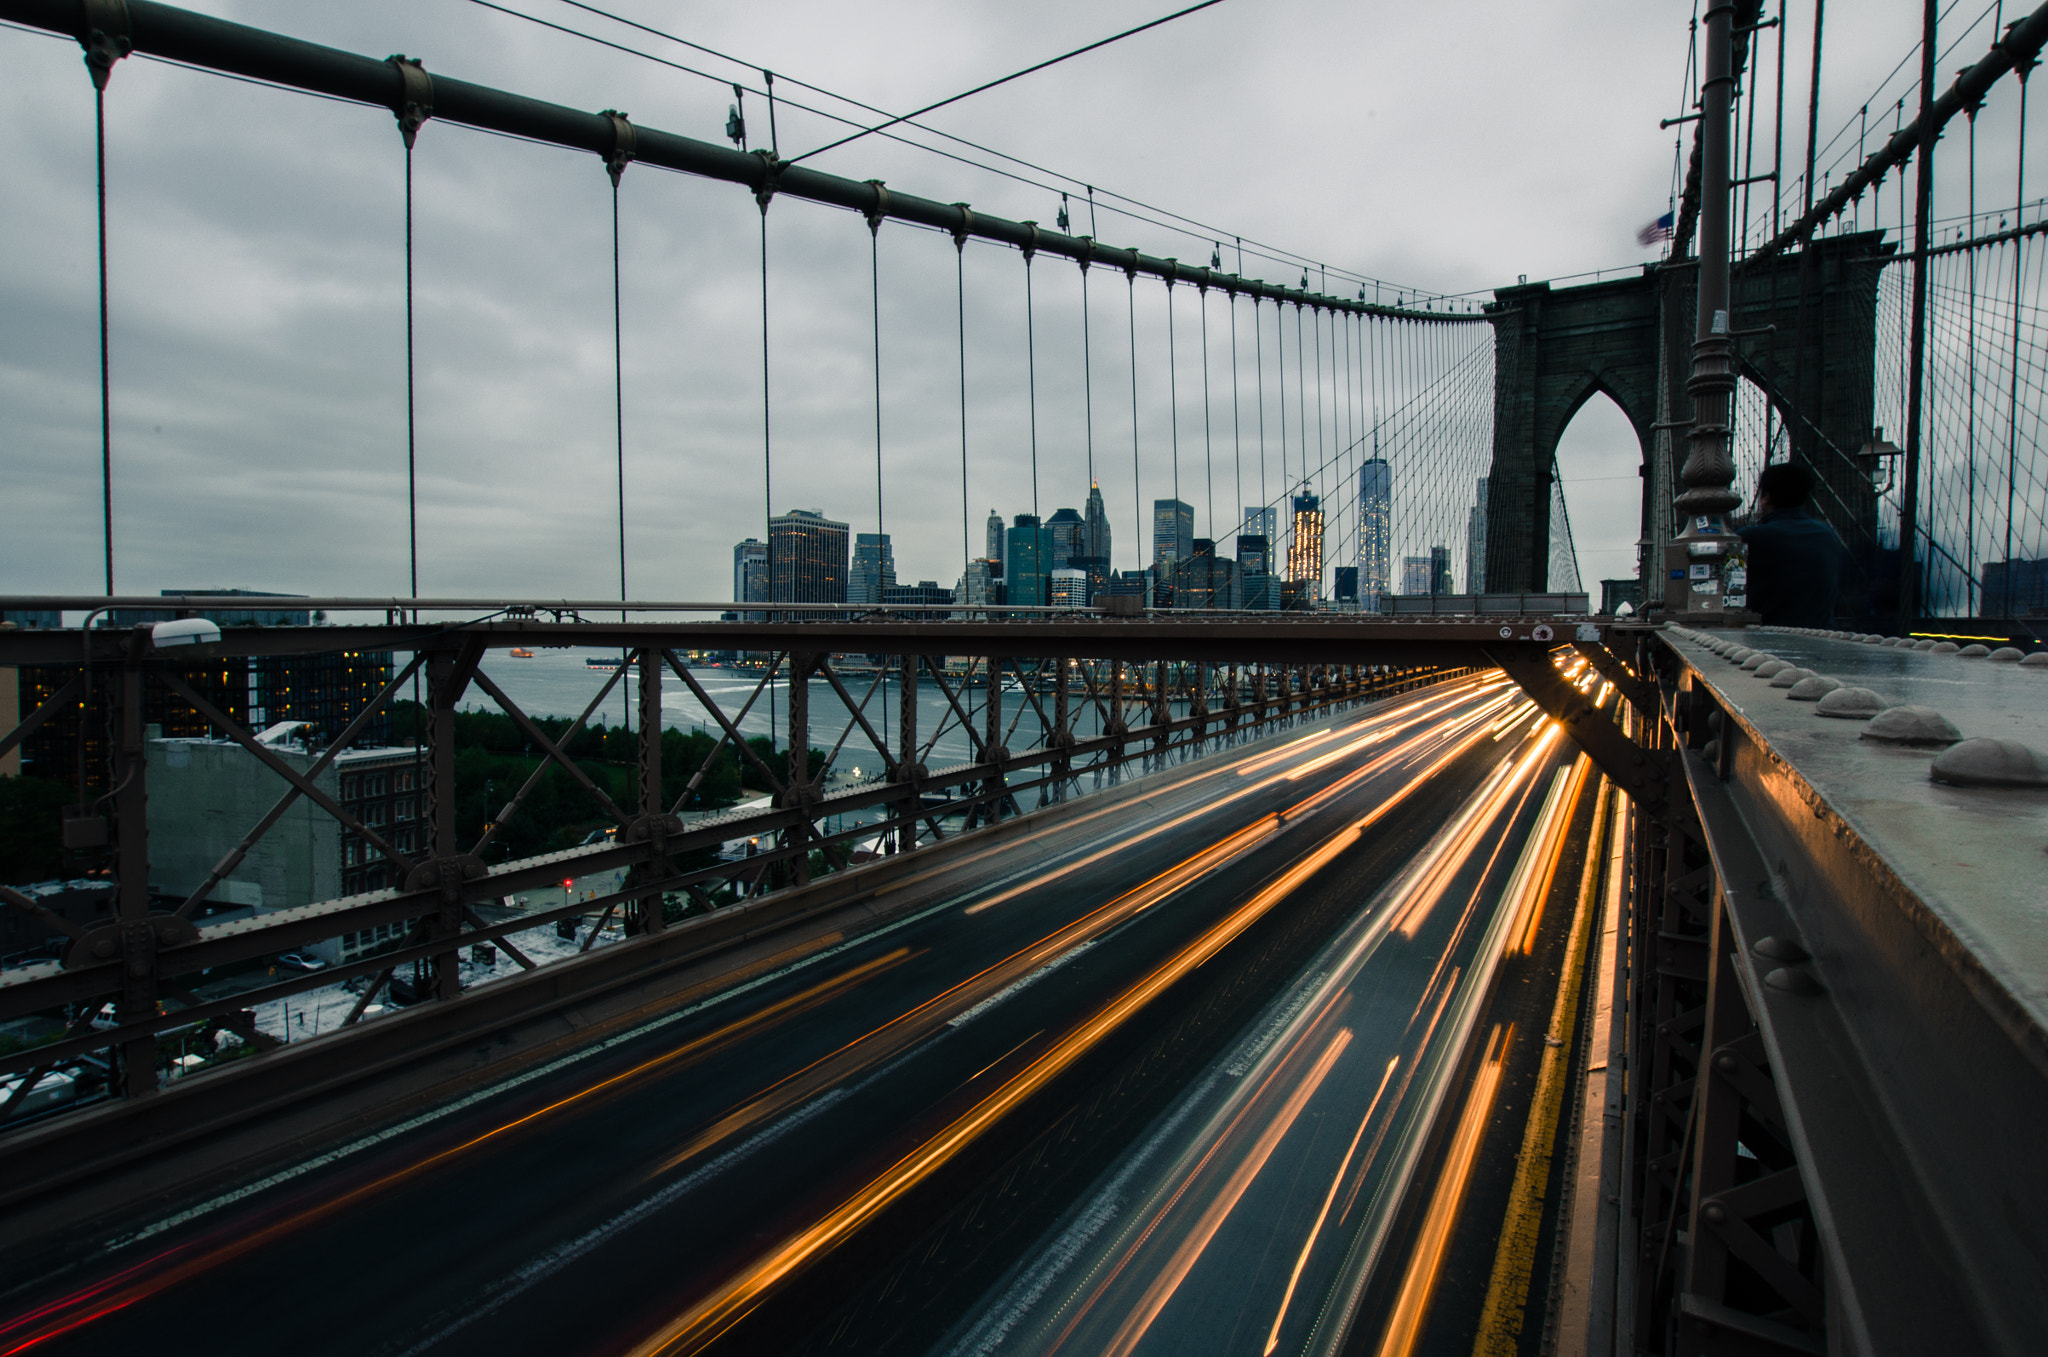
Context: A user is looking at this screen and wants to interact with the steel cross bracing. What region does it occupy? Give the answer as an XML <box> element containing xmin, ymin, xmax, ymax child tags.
<box><xmin>4</xmin><ymin>609</ymin><xmax>1615</xmax><ymax>1138</ymax></box>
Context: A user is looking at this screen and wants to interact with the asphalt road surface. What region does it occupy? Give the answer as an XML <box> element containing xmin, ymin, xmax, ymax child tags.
<box><xmin>0</xmin><ymin>672</ymin><xmax>1559</xmax><ymax>1357</ymax></box>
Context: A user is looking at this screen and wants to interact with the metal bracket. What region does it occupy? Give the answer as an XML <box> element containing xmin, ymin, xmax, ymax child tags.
<box><xmin>403</xmin><ymin>853</ymin><xmax>489</xmax><ymax>898</ymax></box>
<box><xmin>951</xmin><ymin>203</ymin><xmax>974</xmax><ymax>252</ymax></box>
<box><xmin>65</xmin><ymin>912</ymin><xmax>198</xmax><ymax>972</ymax></box>
<box><xmin>1572</xmin><ymin>639</ymin><xmax>1658</xmax><ymax>717</ymax></box>
<box><xmin>865</xmin><ymin>180</ymin><xmax>890</xmax><ymax>236</ymax></box>
<box><xmin>79</xmin><ymin>0</ymin><xmax>131</xmax><ymax>91</ymax></box>
<box><xmin>601</xmin><ymin>109</ymin><xmax>634</xmax><ymax>186</ymax></box>
<box><xmin>1019</xmin><ymin>218</ymin><xmax>1038</xmax><ymax>263</ymax></box>
<box><xmin>1486</xmin><ymin>643</ymin><xmax>1666</xmax><ymax>805</ymax></box>
<box><xmin>752</xmin><ymin>149</ymin><xmax>780</xmax><ymax>212</ymax></box>
<box><xmin>386</xmin><ymin>55</ymin><xmax>433</xmax><ymax>149</ymax></box>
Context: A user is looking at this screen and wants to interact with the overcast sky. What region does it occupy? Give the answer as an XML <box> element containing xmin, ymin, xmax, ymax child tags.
<box><xmin>0</xmin><ymin>0</ymin><xmax>2005</xmax><ymax>605</ymax></box>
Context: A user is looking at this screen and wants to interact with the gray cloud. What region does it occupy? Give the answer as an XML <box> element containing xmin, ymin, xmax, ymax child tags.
<box><xmin>0</xmin><ymin>0</ymin><xmax>1953</xmax><ymax>603</ymax></box>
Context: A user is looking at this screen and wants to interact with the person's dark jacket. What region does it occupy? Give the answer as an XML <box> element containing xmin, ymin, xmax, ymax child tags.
<box><xmin>1737</xmin><ymin>506</ymin><xmax>1850</xmax><ymax>625</ymax></box>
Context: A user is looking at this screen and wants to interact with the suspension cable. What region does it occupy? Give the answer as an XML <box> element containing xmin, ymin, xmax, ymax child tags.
<box><xmin>1128</xmin><ymin>271</ymin><xmax>1142</xmax><ymax>584</ymax></box>
<box><xmin>1200</xmin><ymin>280</ymin><xmax>1214</xmax><ymax>542</ymax></box>
<box><xmin>1024</xmin><ymin>247</ymin><xmax>1040</xmax><ymax>519</ymax></box>
<box><xmin>96</xmin><ymin>84</ymin><xmax>112</xmax><ymax>594</ymax></box>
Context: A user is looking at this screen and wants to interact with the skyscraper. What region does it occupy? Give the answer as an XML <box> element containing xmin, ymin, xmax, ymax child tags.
<box><xmin>1005</xmin><ymin>514</ymin><xmax>1055</xmax><ymax>606</ymax></box>
<box><xmin>985</xmin><ymin>509</ymin><xmax>1007</xmax><ymax>573</ymax></box>
<box><xmin>1243</xmin><ymin>504</ymin><xmax>1278</xmax><ymax>548</ymax></box>
<box><xmin>954</xmin><ymin>558</ymin><xmax>996</xmax><ymax>615</ymax></box>
<box><xmin>769</xmin><ymin>509</ymin><xmax>849</xmax><ymax>610</ymax></box>
<box><xmin>848</xmin><ymin>532</ymin><xmax>897</xmax><ymax>606</ymax></box>
<box><xmin>1401</xmin><ymin>555</ymin><xmax>1432</xmax><ymax>594</ymax></box>
<box><xmin>1045</xmin><ymin>507</ymin><xmax>1085</xmax><ymax>568</ymax></box>
<box><xmin>1431</xmin><ymin>545</ymin><xmax>1455</xmax><ymax>595</ymax></box>
<box><xmin>1287</xmin><ymin>489</ymin><xmax>1324</xmax><ymax>604</ymax></box>
<box><xmin>733</xmin><ymin>538</ymin><xmax>768</xmax><ymax>621</ymax></box>
<box><xmin>1084</xmin><ymin>480</ymin><xmax>1113</xmax><ymax>566</ymax></box>
<box><xmin>1152</xmin><ymin>498</ymin><xmax>1193</xmax><ymax>575</ymax></box>
<box><xmin>1465</xmin><ymin>477</ymin><xmax>1489</xmax><ymax>594</ymax></box>
<box><xmin>1359</xmin><ymin>459</ymin><xmax>1392</xmax><ymax>597</ymax></box>
<box><xmin>1177</xmin><ymin>539</ymin><xmax>1241</xmax><ymax>610</ymax></box>
<box><xmin>1238</xmin><ymin>534</ymin><xmax>1277</xmax><ymax>610</ymax></box>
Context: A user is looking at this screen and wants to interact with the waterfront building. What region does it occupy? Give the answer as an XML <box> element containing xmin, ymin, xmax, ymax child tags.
<box><xmin>1048</xmin><ymin>569</ymin><xmax>1090</xmax><ymax>609</ymax></box>
<box><xmin>1005</xmin><ymin>514</ymin><xmax>1055</xmax><ymax>607</ymax></box>
<box><xmin>849</xmin><ymin>533</ymin><xmax>898</xmax><ymax>607</ymax></box>
<box><xmin>769</xmin><ymin>509</ymin><xmax>849</xmax><ymax>611</ymax></box>
<box><xmin>733</xmin><ymin>539</ymin><xmax>769</xmax><ymax>621</ymax></box>
<box><xmin>1046</xmin><ymin>507</ymin><xmax>1086</xmax><ymax>568</ymax></box>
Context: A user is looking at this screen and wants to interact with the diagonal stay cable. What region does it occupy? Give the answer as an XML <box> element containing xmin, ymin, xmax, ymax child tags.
<box><xmin>782</xmin><ymin>0</ymin><xmax>1230</xmax><ymax>166</ymax></box>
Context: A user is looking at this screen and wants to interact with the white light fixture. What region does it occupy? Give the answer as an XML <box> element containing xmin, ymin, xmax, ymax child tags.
<box><xmin>151</xmin><ymin>617</ymin><xmax>221</xmax><ymax>648</ymax></box>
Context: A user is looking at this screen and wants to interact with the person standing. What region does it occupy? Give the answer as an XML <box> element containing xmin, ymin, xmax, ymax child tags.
<box><xmin>1736</xmin><ymin>463</ymin><xmax>1851</xmax><ymax>626</ymax></box>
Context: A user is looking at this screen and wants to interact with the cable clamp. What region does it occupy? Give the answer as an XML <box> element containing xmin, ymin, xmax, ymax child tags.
<box><xmin>1163</xmin><ymin>257</ymin><xmax>1179</xmax><ymax>289</ymax></box>
<box><xmin>602</xmin><ymin>109</ymin><xmax>635</xmax><ymax>186</ymax></box>
<box><xmin>386</xmin><ymin>55</ymin><xmax>433</xmax><ymax>149</ymax></box>
<box><xmin>951</xmin><ymin>204</ymin><xmax>974</xmax><ymax>252</ymax></box>
<box><xmin>79</xmin><ymin>0</ymin><xmax>131</xmax><ymax>92</ymax></box>
<box><xmin>1020</xmin><ymin>219</ymin><xmax>1039</xmax><ymax>263</ymax></box>
<box><xmin>1076</xmin><ymin>236</ymin><xmax>1095</xmax><ymax>272</ymax></box>
<box><xmin>752</xmin><ymin>149</ymin><xmax>780</xmax><ymax>213</ymax></box>
<box><xmin>864</xmin><ymin>180</ymin><xmax>891</xmax><ymax>235</ymax></box>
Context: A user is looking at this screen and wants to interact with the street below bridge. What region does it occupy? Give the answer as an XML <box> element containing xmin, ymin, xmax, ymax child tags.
<box><xmin>0</xmin><ymin>669</ymin><xmax>1610</xmax><ymax>1357</ymax></box>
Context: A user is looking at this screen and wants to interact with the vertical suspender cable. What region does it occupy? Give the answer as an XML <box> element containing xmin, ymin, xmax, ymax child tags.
<box><xmin>1200</xmin><ymin>284</ymin><xmax>1214</xmax><ymax>543</ymax></box>
<box><xmin>1229</xmin><ymin>287</ymin><xmax>1242</xmax><ymax>545</ymax></box>
<box><xmin>1128</xmin><ymin>272</ymin><xmax>1142</xmax><ymax>583</ymax></box>
<box><xmin>759</xmin><ymin>205</ymin><xmax>775</xmax><ymax>750</ymax></box>
<box><xmin>2007</xmin><ymin>72</ymin><xmax>2030</xmax><ymax>617</ymax></box>
<box><xmin>871</xmin><ymin>221</ymin><xmax>885</xmax><ymax>546</ymax></box>
<box><xmin>1296</xmin><ymin>302</ymin><xmax>1308</xmax><ymax>498</ymax></box>
<box><xmin>404</xmin><ymin>140</ymin><xmax>417</xmax><ymax>606</ymax></box>
<box><xmin>870</xmin><ymin>216</ymin><xmax>886</xmax><ymax>745</ymax></box>
<box><xmin>611</xmin><ymin>172</ymin><xmax>629</xmax><ymax>732</ymax></box>
<box><xmin>96</xmin><ymin>85</ymin><xmax>113</xmax><ymax>594</ymax></box>
<box><xmin>1967</xmin><ymin>106</ymin><xmax>1980</xmax><ymax>612</ymax></box>
<box><xmin>1168</xmin><ymin>280</ymin><xmax>1181</xmax><ymax>514</ymax></box>
<box><xmin>1256</xmin><ymin>298</ymin><xmax>1268</xmax><ymax>521</ymax></box>
<box><xmin>1276</xmin><ymin>299</ymin><xmax>1288</xmax><ymax>506</ymax></box>
<box><xmin>1082</xmin><ymin>263</ymin><xmax>1094</xmax><ymax>491</ymax></box>
<box><xmin>957</xmin><ymin>236</ymin><xmax>970</xmax><ymax>594</ymax></box>
<box><xmin>1898</xmin><ymin>0</ymin><xmax>1937</xmax><ymax>632</ymax></box>
<box><xmin>1024</xmin><ymin>249</ymin><xmax>1039</xmax><ymax>520</ymax></box>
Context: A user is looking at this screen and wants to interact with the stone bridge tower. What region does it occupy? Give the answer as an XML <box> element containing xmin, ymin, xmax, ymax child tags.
<box><xmin>1482</xmin><ymin>231</ymin><xmax>1893</xmax><ymax>600</ymax></box>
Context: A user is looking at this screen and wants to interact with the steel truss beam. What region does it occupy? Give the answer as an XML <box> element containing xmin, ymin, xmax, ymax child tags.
<box><xmin>0</xmin><ymin>622</ymin><xmax>1479</xmax><ymax>1122</ymax></box>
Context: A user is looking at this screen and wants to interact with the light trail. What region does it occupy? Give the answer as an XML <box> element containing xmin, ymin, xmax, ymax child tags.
<box><xmin>1371</xmin><ymin>1024</ymin><xmax>1514</xmax><ymax>1357</ymax></box>
<box><xmin>0</xmin><ymin>946</ymin><xmax>920</xmax><ymax>1356</ymax></box>
<box><xmin>619</xmin><ymin>717</ymin><xmax>1501</xmax><ymax>1357</ymax></box>
<box><xmin>1471</xmin><ymin>779</ymin><xmax>1615</xmax><ymax>1356</ymax></box>
<box><xmin>1262</xmin><ymin>1056</ymin><xmax>1403</xmax><ymax>1355</ymax></box>
<box><xmin>1098</xmin><ymin>1029</ymin><xmax>1356</xmax><ymax>1357</ymax></box>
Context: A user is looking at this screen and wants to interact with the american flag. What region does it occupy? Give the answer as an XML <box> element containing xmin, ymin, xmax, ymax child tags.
<box><xmin>1637</xmin><ymin>212</ymin><xmax>1675</xmax><ymax>247</ymax></box>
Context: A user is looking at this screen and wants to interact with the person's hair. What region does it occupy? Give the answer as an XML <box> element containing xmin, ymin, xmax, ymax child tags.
<box><xmin>1755</xmin><ymin>461</ymin><xmax>1814</xmax><ymax>509</ymax></box>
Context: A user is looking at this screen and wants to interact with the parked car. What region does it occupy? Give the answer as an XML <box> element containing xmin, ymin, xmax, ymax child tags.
<box><xmin>274</xmin><ymin>952</ymin><xmax>325</xmax><ymax>973</ymax></box>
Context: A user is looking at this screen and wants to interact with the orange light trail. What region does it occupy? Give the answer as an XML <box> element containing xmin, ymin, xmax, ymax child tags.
<box><xmin>1511</xmin><ymin>755</ymin><xmax>1593</xmax><ymax>955</ymax></box>
<box><xmin>621</xmin><ymin>725</ymin><xmax>1495</xmax><ymax>1357</ymax></box>
<box><xmin>1099</xmin><ymin>1029</ymin><xmax>1355</xmax><ymax>1357</ymax></box>
<box><xmin>1371</xmin><ymin>1024</ymin><xmax>1513</xmax><ymax>1357</ymax></box>
<box><xmin>1262</xmin><ymin>1055</ymin><xmax>1402</xmax><ymax>1355</ymax></box>
<box><xmin>0</xmin><ymin>947</ymin><xmax>918</xmax><ymax>1357</ymax></box>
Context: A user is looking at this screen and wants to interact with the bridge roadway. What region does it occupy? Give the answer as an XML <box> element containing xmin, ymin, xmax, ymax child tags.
<box><xmin>0</xmin><ymin>670</ymin><xmax>1601</xmax><ymax>1357</ymax></box>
